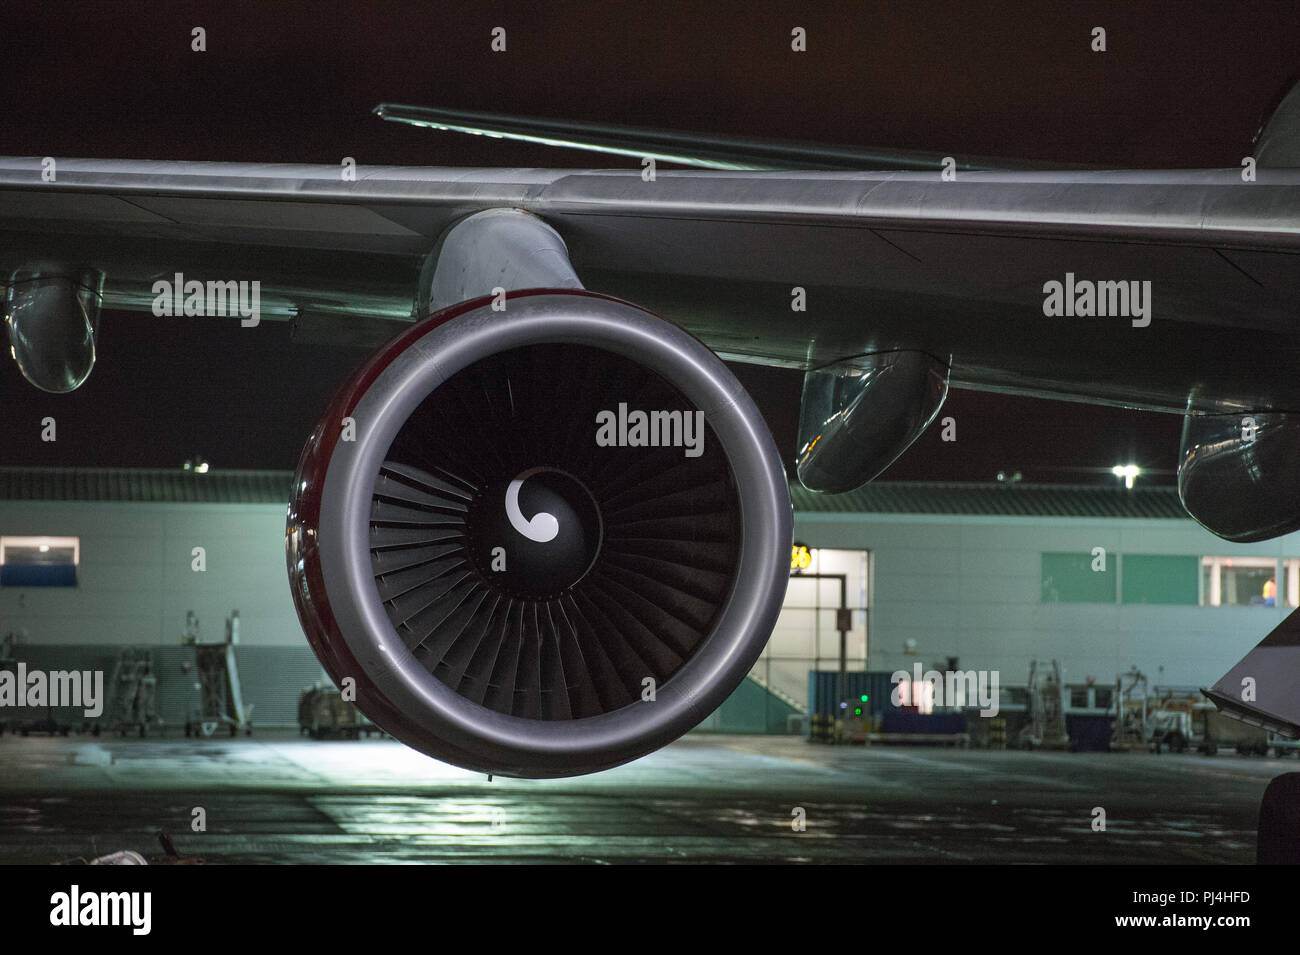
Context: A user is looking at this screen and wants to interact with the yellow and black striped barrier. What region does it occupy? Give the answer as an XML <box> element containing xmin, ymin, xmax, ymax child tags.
<box><xmin>810</xmin><ymin>713</ymin><xmax>835</xmax><ymax>743</ymax></box>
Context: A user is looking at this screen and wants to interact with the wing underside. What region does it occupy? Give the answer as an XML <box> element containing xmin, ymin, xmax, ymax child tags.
<box><xmin>2</xmin><ymin>158</ymin><xmax>1299</xmax><ymax>412</ymax></box>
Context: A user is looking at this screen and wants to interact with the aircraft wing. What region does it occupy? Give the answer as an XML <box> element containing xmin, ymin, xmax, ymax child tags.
<box><xmin>7</xmin><ymin>96</ymin><xmax>1300</xmax><ymax>773</ymax></box>
<box><xmin>3</xmin><ymin>157</ymin><xmax>1300</xmax><ymax>413</ymax></box>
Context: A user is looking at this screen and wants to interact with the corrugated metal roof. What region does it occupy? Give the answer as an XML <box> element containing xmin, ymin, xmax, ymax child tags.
<box><xmin>0</xmin><ymin>468</ymin><xmax>1187</xmax><ymax>519</ymax></box>
<box><xmin>0</xmin><ymin>468</ymin><xmax>294</xmax><ymax>504</ymax></box>
<box><xmin>789</xmin><ymin>481</ymin><xmax>1187</xmax><ymax>519</ymax></box>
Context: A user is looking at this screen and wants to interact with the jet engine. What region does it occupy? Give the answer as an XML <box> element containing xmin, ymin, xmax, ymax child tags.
<box><xmin>287</xmin><ymin>289</ymin><xmax>791</xmax><ymax>777</ymax></box>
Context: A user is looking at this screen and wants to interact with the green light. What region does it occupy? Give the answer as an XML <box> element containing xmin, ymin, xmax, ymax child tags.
<box><xmin>860</xmin><ymin>694</ymin><xmax>869</xmax><ymax>702</ymax></box>
<box><xmin>854</xmin><ymin>707</ymin><xmax>863</xmax><ymax>716</ymax></box>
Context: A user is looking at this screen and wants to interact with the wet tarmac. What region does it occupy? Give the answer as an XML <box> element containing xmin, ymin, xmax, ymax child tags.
<box><xmin>0</xmin><ymin>732</ymin><xmax>1290</xmax><ymax>863</ymax></box>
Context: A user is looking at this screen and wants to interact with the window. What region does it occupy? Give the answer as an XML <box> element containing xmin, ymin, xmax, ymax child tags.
<box><xmin>772</xmin><ymin>547</ymin><xmax>869</xmax><ymax>714</ymax></box>
<box><xmin>893</xmin><ymin>679</ymin><xmax>935</xmax><ymax>714</ymax></box>
<box><xmin>1041</xmin><ymin>552</ymin><xmax>1115</xmax><ymax>603</ymax></box>
<box><xmin>1066</xmin><ymin>685</ymin><xmax>1114</xmax><ymax>711</ymax></box>
<box><xmin>1121</xmin><ymin>555</ymin><xmax>1198</xmax><ymax>605</ymax></box>
<box><xmin>0</xmin><ymin>536</ymin><xmax>79</xmax><ymax>587</ymax></box>
<box><xmin>1284</xmin><ymin>559</ymin><xmax>1300</xmax><ymax>608</ymax></box>
<box><xmin>1200</xmin><ymin>556</ymin><xmax>1279</xmax><ymax>607</ymax></box>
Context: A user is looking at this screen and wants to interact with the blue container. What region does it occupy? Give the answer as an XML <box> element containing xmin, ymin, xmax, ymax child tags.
<box><xmin>807</xmin><ymin>670</ymin><xmax>876</xmax><ymax>717</ymax></box>
<box><xmin>880</xmin><ymin>711</ymin><xmax>968</xmax><ymax>735</ymax></box>
<box><xmin>1066</xmin><ymin>714</ymin><xmax>1112</xmax><ymax>752</ymax></box>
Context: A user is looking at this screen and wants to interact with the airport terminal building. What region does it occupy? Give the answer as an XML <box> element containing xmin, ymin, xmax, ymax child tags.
<box><xmin>0</xmin><ymin>467</ymin><xmax>1288</xmax><ymax>737</ymax></box>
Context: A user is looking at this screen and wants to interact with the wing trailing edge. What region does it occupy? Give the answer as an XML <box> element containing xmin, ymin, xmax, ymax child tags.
<box><xmin>372</xmin><ymin>103</ymin><xmax>1065</xmax><ymax>172</ymax></box>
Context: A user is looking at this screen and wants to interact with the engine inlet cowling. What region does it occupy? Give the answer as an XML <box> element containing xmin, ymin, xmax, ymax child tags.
<box><xmin>287</xmin><ymin>289</ymin><xmax>791</xmax><ymax>777</ymax></box>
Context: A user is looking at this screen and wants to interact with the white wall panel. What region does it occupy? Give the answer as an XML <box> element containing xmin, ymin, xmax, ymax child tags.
<box><xmin>0</xmin><ymin>501</ymin><xmax>302</xmax><ymax>647</ymax></box>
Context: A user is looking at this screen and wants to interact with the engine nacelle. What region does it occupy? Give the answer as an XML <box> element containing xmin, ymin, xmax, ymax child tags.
<box><xmin>287</xmin><ymin>289</ymin><xmax>791</xmax><ymax>777</ymax></box>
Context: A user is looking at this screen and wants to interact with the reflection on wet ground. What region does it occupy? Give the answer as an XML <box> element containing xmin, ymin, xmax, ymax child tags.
<box><xmin>0</xmin><ymin>733</ymin><xmax>1286</xmax><ymax>863</ymax></box>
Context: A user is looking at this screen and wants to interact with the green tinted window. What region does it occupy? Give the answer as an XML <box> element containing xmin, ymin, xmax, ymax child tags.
<box><xmin>1121</xmin><ymin>555</ymin><xmax>1198</xmax><ymax>605</ymax></box>
<box><xmin>1041</xmin><ymin>552</ymin><xmax>1115</xmax><ymax>603</ymax></box>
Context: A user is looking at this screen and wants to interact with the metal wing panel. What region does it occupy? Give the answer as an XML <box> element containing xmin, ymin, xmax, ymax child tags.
<box><xmin>5</xmin><ymin>160</ymin><xmax>1299</xmax><ymax>246</ymax></box>
<box><xmin>2</xmin><ymin>158</ymin><xmax>1299</xmax><ymax>410</ymax></box>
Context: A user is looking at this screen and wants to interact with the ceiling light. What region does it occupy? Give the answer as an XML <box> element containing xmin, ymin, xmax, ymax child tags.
<box><xmin>1111</xmin><ymin>464</ymin><xmax>1140</xmax><ymax>488</ymax></box>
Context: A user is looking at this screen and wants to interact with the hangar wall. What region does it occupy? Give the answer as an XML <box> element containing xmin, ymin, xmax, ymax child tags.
<box><xmin>794</xmin><ymin>511</ymin><xmax>1296</xmax><ymax>690</ymax></box>
<box><xmin>0</xmin><ymin>500</ymin><xmax>299</xmax><ymax>648</ymax></box>
<box><xmin>4</xmin><ymin>472</ymin><xmax>1296</xmax><ymax>728</ymax></box>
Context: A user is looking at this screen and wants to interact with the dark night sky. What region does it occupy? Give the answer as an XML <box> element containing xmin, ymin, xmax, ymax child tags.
<box><xmin>2</xmin><ymin>1</ymin><xmax>1297</xmax><ymax>483</ymax></box>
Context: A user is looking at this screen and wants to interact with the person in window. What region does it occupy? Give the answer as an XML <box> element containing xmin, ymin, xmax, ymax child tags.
<box><xmin>1263</xmin><ymin>578</ymin><xmax>1277</xmax><ymax>607</ymax></box>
